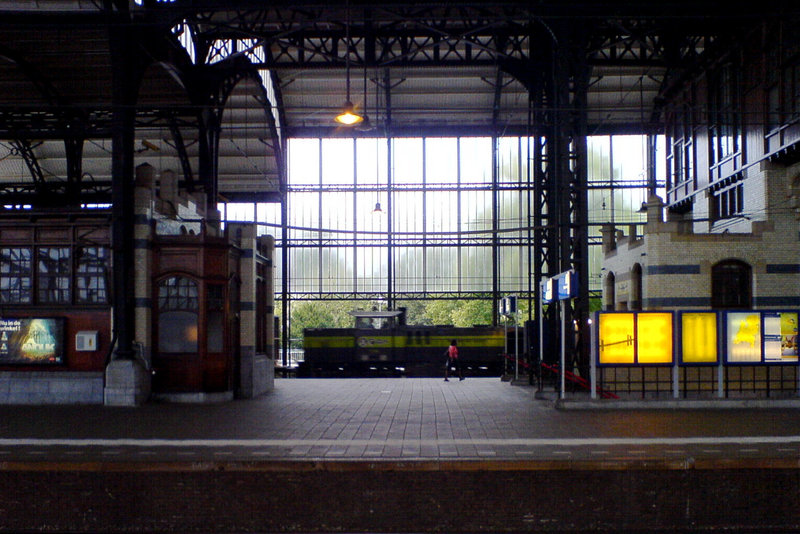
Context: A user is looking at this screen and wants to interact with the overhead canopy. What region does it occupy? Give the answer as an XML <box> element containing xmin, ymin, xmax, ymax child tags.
<box><xmin>0</xmin><ymin>1</ymin><xmax>775</xmax><ymax>206</ymax></box>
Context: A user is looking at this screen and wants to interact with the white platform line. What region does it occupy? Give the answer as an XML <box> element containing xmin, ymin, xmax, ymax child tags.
<box><xmin>0</xmin><ymin>436</ymin><xmax>798</xmax><ymax>448</ymax></box>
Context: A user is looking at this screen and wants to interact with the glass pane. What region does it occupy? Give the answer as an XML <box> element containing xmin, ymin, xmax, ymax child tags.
<box><xmin>0</xmin><ymin>248</ymin><xmax>32</xmax><ymax>304</ymax></box>
<box><xmin>498</xmin><ymin>137</ymin><xmax>520</xmax><ymax>183</ymax></box>
<box><xmin>207</xmin><ymin>311</ymin><xmax>224</xmax><ymax>353</ymax></box>
<box><xmin>38</xmin><ymin>247</ymin><xmax>70</xmax><ymax>303</ymax></box>
<box><xmin>394</xmin><ymin>246</ymin><xmax>424</xmax><ymax>292</ymax></box>
<box><xmin>356</xmin><ymin>190</ymin><xmax>387</xmax><ymax>242</ymax></box>
<box><xmin>224</xmin><ymin>203</ymin><xmax>255</xmax><ymax>222</ymax></box>
<box><xmin>460</xmin><ymin>137</ymin><xmax>492</xmax><ymax>184</ymax></box>
<box><xmin>356</xmin><ymin>138</ymin><xmax>387</xmax><ymax>186</ymax></box>
<box><xmin>426</xmin><ymin>191</ymin><xmax>458</xmax><ymax>234</ymax></box>
<box><xmin>499</xmin><ymin>245</ymin><xmax>524</xmax><ymax>292</ymax></box>
<box><xmin>461</xmin><ymin>190</ymin><xmax>492</xmax><ymax>233</ymax></box>
<box><xmin>587</xmin><ymin>136</ymin><xmax>611</xmax><ymax>183</ymax></box>
<box><xmin>357</xmin><ymin>247</ymin><xmax>387</xmax><ymax>293</ymax></box>
<box><xmin>425</xmin><ymin>137</ymin><xmax>458</xmax><ymax>184</ymax></box>
<box><xmin>612</xmin><ymin>136</ymin><xmax>646</xmax><ymax>183</ymax></box>
<box><xmin>392</xmin><ymin>138</ymin><xmax>423</xmax><ymax>184</ymax></box>
<box><xmin>290</xmin><ymin>248</ymin><xmax>320</xmax><ymax>293</ymax></box>
<box><xmin>321</xmin><ymin>191</ymin><xmax>354</xmax><ymax>233</ymax></box>
<box><xmin>322</xmin><ymin>139</ymin><xmax>354</xmax><ymax>185</ymax></box>
<box><xmin>393</xmin><ymin>191</ymin><xmax>423</xmax><ymax>234</ymax></box>
<box><xmin>288</xmin><ymin>138</ymin><xmax>320</xmax><ymax>185</ymax></box>
<box><xmin>158</xmin><ymin>311</ymin><xmax>198</xmax><ymax>352</ymax></box>
<box><xmin>321</xmin><ymin>247</ymin><xmax>353</xmax><ymax>293</ymax></box>
<box><xmin>461</xmin><ymin>246</ymin><xmax>492</xmax><ymax>291</ymax></box>
<box><xmin>289</xmin><ymin>192</ymin><xmax>319</xmax><ymax>240</ymax></box>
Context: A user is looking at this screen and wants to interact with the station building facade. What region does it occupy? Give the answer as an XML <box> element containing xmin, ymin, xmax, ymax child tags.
<box><xmin>602</xmin><ymin>20</ymin><xmax>800</xmax><ymax>312</ymax></box>
<box><xmin>599</xmin><ymin>21</ymin><xmax>800</xmax><ymax>398</ymax></box>
<box><xmin>0</xmin><ymin>164</ymin><xmax>276</xmax><ymax>404</ymax></box>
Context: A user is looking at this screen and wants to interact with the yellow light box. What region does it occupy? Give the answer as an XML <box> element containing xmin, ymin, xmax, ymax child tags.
<box><xmin>681</xmin><ymin>312</ymin><xmax>718</xmax><ymax>364</ymax></box>
<box><xmin>598</xmin><ymin>313</ymin><xmax>635</xmax><ymax>364</ymax></box>
<box><xmin>636</xmin><ymin>313</ymin><xmax>673</xmax><ymax>364</ymax></box>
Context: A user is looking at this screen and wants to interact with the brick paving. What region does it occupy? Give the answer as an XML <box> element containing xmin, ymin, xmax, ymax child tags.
<box><xmin>1</xmin><ymin>378</ymin><xmax>800</xmax><ymax>532</ymax></box>
<box><xmin>0</xmin><ymin>377</ymin><xmax>799</xmax><ymax>462</ymax></box>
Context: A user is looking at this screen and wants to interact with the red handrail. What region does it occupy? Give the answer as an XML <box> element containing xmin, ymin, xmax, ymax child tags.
<box><xmin>504</xmin><ymin>354</ymin><xmax>618</xmax><ymax>399</ymax></box>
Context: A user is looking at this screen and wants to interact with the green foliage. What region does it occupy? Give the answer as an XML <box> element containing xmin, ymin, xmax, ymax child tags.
<box><xmin>291</xmin><ymin>301</ymin><xmax>353</xmax><ymax>334</ymax></box>
<box><xmin>394</xmin><ymin>300</ymin><xmax>431</xmax><ymax>325</ymax></box>
<box><xmin>424</xmin><ymin>300</ymin><xmax>459</xmax><ymax>325</ymax></box>
<box><xmin>451</xmin><ymin>300</ymin><xmax>494</xmax><ymax>326</ymax></box>
<box><xmin>422</xmin><ymin>299</ymin><xmax>495</xmax><ymax>327</ymax></box>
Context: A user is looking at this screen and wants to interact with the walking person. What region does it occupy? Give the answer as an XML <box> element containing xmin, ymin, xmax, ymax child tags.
<box><xmin>444</xmin><ymin>339</ymin><xmax>464</xmax><ymax>381</ymax></box>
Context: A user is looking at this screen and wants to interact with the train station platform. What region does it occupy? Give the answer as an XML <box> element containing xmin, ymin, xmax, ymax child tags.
<box><xmin>2</xmin><ymin>377</ymin><xmax>800</xmax><ymax>532</ymax></box>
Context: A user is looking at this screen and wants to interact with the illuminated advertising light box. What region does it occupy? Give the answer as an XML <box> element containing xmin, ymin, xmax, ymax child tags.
<box><xmin>680</xmin><ymin>312</ymin><xmax>718</xmax><ymax>364</ymax></box>
<box><xmin>636</xmin><ymin>313</ymin><xmax>673</xmax><ymax>364</ymax></box>
<box><xmin>597</xmin><ymin>312</ymin><xmax>674</xmax><ymax>366</ymax></box>
<box><xmin>598</xmin><ymin>313</ymin><xmax>635</xmax><ymax>365</ymax></box>
<box><xmin>763</xmin><ymin>311</ymin><xmax>798</xmax><ymax>362</ymax></box>
<box><xmin>725</xmin><ymin>312</ymin><xmax>762</xmax><ymax>363</ymax></box>
<box><xmin>0</xmin><ymin>318</ymin><xmax>65</xmax><ymax>365</ymax></box>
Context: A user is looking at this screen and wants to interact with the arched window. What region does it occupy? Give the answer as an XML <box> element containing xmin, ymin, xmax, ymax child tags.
<box><xmin>603</xmin><ymin>272</ymin><xmax>616</xmax><ymax>310</ymax></box>
<box><xmin>711</xmin><ymin>260</ymin><xmax>751</xmax><ymax>308</ymax></box>
<box><xmin>630</xmin><ymin>264</ymin><xmax>643</xmax><ymax>310</ymax></box>
<box><xmin>157</xmin><ymin>275</ymin><xmax>199</xmax><ymax>352</ymax></box>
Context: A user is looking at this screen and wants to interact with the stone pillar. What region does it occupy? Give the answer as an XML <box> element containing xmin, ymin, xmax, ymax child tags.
<box><xmin>262</xmin><ymin>235</ymin><xmax>276</xmax><ymax>362</ymax></box>
<box><xmin>600</xmin><ymin>224</ymin><xmax>616</xmax><ymax>253</ymax></box>
<box><xmin>159</xmin><ymin>169</ymin><xmax>179</xmax><ymax>209</ymax></box>
<box><xmin>105</xmin><ymin>163</ymin><xmax>154</xmax><ymax>406</ymax></box>
<box><xmin>627</xmin><ymin>224</ymin><xmax>638</xmax><ymax>241</ymax></box>
<box><xmin>645</xmin><ymin>193</ymin><xmax>665</xmax><ymax>225</ymax></box>
<box><xmin>235</xmin><ymin>223</ymin><xmax>257</xmax><ymax>398</ymax></box>
<box><xmin>231</xmin><ymin>224</ymin><xmax>274</xmax><ymax>397</ymax></box>
<box><xmin>133</xmin><ymin>164</ymin><xmax>154</xmax><ymax>373</ymax></box>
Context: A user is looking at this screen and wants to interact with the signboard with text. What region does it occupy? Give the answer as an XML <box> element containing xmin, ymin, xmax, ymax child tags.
<box><xmin>540</xmin><ymin>278</ymin><xmax>554</xmax><ymax>304</ymax></box>
<box><xmin>0</xmin><ymin>318</ymin><xmax>65</xmax><ymax>365</ymax></box>
<box><xmin>555</xmin><ymin>270</ymin><xmax>577</xmax><ymax>300</ymax></box>
<box><xmin>725</xmin><ymin>311</ymin><xmax>798</xmax><ymax>364</ymax></box>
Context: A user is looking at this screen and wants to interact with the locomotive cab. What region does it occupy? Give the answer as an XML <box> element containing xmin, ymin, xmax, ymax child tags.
<box><xmin>350</xmin><ymin>310</ymin><xmax>404</xmax><ymax>371</ymax></box>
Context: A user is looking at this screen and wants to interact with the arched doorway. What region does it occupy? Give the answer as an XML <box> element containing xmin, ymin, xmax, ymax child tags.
<box><xmin>711</xmin><ymin>259</ymin><xmax>752</xmax><ymax>308</ymax></box>
<box><xmin>630</xmin><ymin>263</ymin><xmax>643</xmax><ymax>310</ymax></box>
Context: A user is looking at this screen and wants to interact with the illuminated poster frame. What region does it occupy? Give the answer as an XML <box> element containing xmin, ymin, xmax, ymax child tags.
<box><xmin>0</xmin><ymin>317</ymin><xmax>65</xmax><ymax>365</ymax></box>
<box><xmin>678</xmin><ymin>311</ymin><xmax>720</xmax><ymax>365</ymax></box>
<box><xmin>596</xmin><ymin>311</ymin><xmax>674</xmax><ymax>366</ymax></box>
<box><xmin>723</xmin><ymin>310</ymin><xmax>799</xmax><ymax>365</ymax></box>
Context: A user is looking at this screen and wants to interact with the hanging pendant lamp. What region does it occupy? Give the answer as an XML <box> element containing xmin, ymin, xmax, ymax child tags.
<box><xmin>335</xmin><ymin>1</ymin><xmax>363</xmax><ymax>126</ymax></box>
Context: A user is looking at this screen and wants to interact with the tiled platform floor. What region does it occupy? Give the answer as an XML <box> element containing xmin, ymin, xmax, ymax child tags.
<box><xmin>3</xmin><ymin>378</ymin><xmax>800</xmax><ymax>532</ymax></box>
<box><xmin>0</xmin><ymin>377</ymin><xmax>799</xmax><ymax>463</ymax></box>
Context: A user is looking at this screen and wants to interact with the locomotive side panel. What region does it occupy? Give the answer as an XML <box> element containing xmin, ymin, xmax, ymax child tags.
<box><xmin>300</xmin><ymin>328</ymin><xmax>356</xmax><ymax>375</ymax></box>
<box><xmin>300</xmin><ymin>324</ymin><xmax>508</xmax><ymax>377</ymax></box>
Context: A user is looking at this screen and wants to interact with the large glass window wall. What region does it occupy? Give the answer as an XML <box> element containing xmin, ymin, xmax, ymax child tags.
<box><xmin>220</xmin><ymin>134</ymin><xmax>664</xmax><ymax>330</ymax></box>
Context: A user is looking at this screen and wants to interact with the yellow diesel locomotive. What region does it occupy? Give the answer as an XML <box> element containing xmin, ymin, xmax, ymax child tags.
<box><xmin>299</xmin><ymin>309</ymin><xmax>508</xmax><ymax>377</ymax></box>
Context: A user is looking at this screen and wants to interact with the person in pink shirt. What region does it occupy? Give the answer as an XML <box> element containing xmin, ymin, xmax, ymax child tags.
<box><xmin>444</xmin><ymin>339</ymin><xmax>464</xmax><ymax>381</ymax></box>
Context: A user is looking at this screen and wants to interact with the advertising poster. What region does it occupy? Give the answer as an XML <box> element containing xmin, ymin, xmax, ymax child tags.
<box><xmin>636</xmin><ymin>313</ymin><xmax>673</xmax><ymax>364</ymax></box>
<box><xmin>763</xmin><ymin>312</ymin><xmax>798</xmax><ymax>362</ymax></box>
<box><xmin>598</xmin><ymin>313</ymin><xmax>635</xmax><ymax>365</ymax></box>
<box><xmin>0</xmin><ymin>318</ymin><xmax>64</xmax><ymax>365</ymax></box>
<box><xmin>681</xmin><ymin>312</ymin><xmax>718</xmax><ymax>364</ymax></box>
<box><xmin>726</xmin><ymin>312</ymin><xmax>762</xmax><ymax>363</ymax></box>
